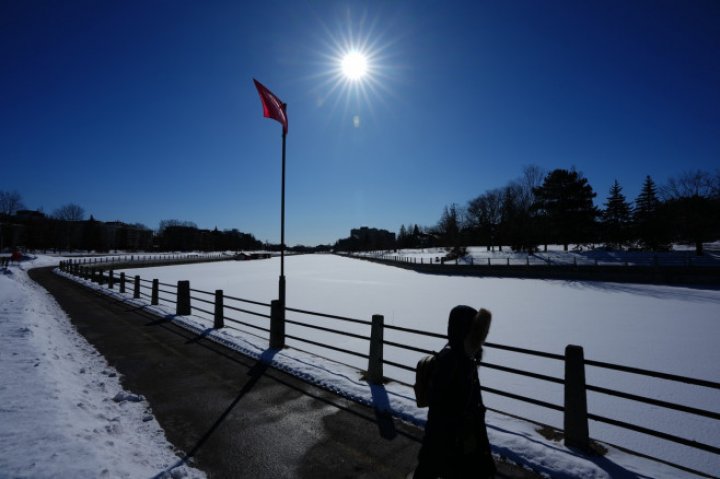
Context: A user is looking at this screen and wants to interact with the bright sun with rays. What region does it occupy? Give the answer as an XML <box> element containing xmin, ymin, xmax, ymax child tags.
<box><xmin>341</xmin><ymin>51</ymin><xmax>368</xmax><ymax>81</ymax></box>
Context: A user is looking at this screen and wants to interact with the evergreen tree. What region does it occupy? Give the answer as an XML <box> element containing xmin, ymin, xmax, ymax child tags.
<box><xmin>398</xmin><ymin>224</ymin><xmax>409</xmax><ymax>249</ymax></box>
<box><xmin>602</xmin><ymin>180</ymin><xmax>631</xmax><ymax>249</ymax></box>
<box><xmin>532</xmin><ymin>169</ymin><xmax>598</xmax><ymax>250</ymax></box>
<box><xmin>633</xmin><ymin>176</ymin><xmax>666</xmax><ymax>251</ymax></box>
<box><xmin>437</xmin><ymin>204</ymin><xmax>461</xmax><ymax>249</ymax></box>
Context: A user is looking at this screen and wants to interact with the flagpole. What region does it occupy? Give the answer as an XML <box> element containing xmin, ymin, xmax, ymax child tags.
<box><xmin>279</xmin><ymin>103</ymin><xmax>287</xmax><ymax>307</ymax></box>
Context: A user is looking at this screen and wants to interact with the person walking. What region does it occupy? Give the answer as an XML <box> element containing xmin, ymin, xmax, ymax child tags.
<box><xmin>414</xmin><ymin>305</ymin><xmax>496</xmax><ymax>478</ymax></box>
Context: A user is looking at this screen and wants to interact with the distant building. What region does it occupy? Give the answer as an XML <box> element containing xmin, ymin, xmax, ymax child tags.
<box><xmin>335</xmin><ymin>226</ymin><xmax>396</xmax><ymax>252</ymax></box>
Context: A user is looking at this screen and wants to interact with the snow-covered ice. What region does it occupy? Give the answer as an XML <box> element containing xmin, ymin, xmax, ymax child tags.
<box><xmin>0</xmin><ymin>257</ymin><xmax>205</xmax><ymax>479</ymax></box>
<box><xmin>4</xmin><ymin>251</ymin><xmax>718</xmax><ymax>478</ymax></box>
<box><xmin>99</xmin><ymin>253</ymin><xmax>718</xmax><ymax>478</ymax></box>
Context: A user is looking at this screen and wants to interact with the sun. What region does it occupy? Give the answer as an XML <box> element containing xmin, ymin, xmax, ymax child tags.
<box><xmin>341</xmin><ymin>51</ymin><xmax>368</xmax><ymax>81</ymax></box>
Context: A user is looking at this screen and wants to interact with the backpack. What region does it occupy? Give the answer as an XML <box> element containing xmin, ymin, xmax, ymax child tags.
<box><xmin>414</xmin><ymin>353</ymin><xmax>438</xmax><ymax>408</ymax></box>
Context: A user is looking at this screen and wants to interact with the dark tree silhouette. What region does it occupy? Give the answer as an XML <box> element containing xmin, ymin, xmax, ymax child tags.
<box><xmin>533</xmin><ymin>169</ymin><xmax>598</xmax><ymax>251</ymax></box>
<box><xmin>52</xmin><ymin>203</ymin><xmax>85</xmax><ymax>222</ymax></box>
<box><xmin>633</xmin><ymin>176</ymin><xmax>667</xmax><ymax>251</ymax></box>
<box><xmin>466</xmin><ymin>189</ymin><xmax>503</xmax><ymax>251</ymax></box>
<box><xmin>602</xmin><ymin>180</ymin><xmax>632</xmax><ymax>249</ymax></box>
<box><xmin>437</xmin><ymin>203</ymin><xmax>462</xmax><ymax>249</ymax></box>
<box><xmin>0</xmin><ymin>190</ymin><xmax>26</xmax><ymax>216</ymax></box>
<box><xmin>662</xmin><ymin>170</ymin><xmax>719</xmax><ymax>256</ymax></box>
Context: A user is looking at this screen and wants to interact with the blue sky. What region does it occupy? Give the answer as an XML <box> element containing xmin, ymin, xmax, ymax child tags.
<box><xmin>2</xmin><ymin>1</ymin><xmax>718</xmax><ymax>246</ymax></box>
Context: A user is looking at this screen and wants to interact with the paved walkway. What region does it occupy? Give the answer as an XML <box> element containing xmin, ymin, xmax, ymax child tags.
<box><xmin>30</xmin><ymin>267</ymin><xmax>538</xmax><ymax>479</ymax></box>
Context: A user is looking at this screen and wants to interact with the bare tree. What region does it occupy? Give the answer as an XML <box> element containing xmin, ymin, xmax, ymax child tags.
<box><xmin>662</xmin><ymin>170</ymin><xmax>718</xmax><ymax>256</ymax></box>
<box><xmin>466</xmin><ymin>189</ymin><xmax>504</xmax><ymax>251</ymax></box>
<box><xmin>52</xmin><ymin>203</ymin><xmax>86</xmax><ymax>221</ymax></box>
<box><xmin>0</xmin><ymin>190</ymin><xmax>26</xmax><ymax>216</ymax></box>
<box><xmin>662</xmin><ymin>170</ymin><xmax>714</xmax><ymax>200</ymax></box>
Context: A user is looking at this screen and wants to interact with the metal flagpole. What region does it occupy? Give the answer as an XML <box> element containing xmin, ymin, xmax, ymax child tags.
<box><xmin>278</xmin><ymin>103</ymin><xmax>287</xmax><ymax>307</ymax></box>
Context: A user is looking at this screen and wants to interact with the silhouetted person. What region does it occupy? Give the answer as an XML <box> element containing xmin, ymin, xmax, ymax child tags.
<box><xmin>414</xmin><ymin>305</ymin><xmax>496</xmax><ymax>478</ymax></box>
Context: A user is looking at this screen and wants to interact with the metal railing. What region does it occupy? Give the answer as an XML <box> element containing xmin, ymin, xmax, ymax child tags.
<box><xmin>58</xmin><ymin>258</ymin><xmax>720</xmax><ymax>478</ymax></box>
<box><xmin>349</xmin><ymin>250</ymin><xmax>720</xmax><ymax>268</ymax></box>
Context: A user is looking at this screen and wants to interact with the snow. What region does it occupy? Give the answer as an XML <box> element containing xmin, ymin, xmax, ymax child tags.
<box><xmin>0</xmin><ymin>257</ymin><xmax>205</xmax><ymax>479</ymax></box>
<box><xmin>93</xmin><ymin>253</ymin><xmax>719</xmax><ymax>478</ymax></box>
<box><xmin>4</xmin><ymin>252</ymin><xmax>718</xmax><ymax>478</ymax></box>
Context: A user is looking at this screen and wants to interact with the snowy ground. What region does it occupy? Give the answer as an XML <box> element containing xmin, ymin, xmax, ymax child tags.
<box><xmin>0</xmin><ymin>257</ymin><xmax>205</xmax><ymax>479</ymax></box>
<box><xmin>4</xmin><ymin>252</ymin><xmax>718</xmax><ymax>478</ymax></box>
<box><xmin>358</xmin><ymin>243</ymin><xmax>720</xmax><ymax>266</ymax></box>
<box><xmin>107</xmin><ymin>253</ymin><xmax>718</xmax><ymax>478</ymax></box>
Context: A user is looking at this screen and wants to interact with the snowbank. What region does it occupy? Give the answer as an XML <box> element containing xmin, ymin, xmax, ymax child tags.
<box><xmin>58</xmin><ymin>254</ymin><xmax>720</xmax><ymax>478</ymax></box>
<box><xmin>0</xmin><ymin>258</ymin><xmax>205</xmax><ymax>479</ymax></box>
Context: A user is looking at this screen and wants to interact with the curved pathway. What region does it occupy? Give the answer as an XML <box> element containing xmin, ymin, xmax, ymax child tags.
<box><xmin>30</xmin><ymin>266</ymin><xmax>537</xmax><ymax>479</ymax></box>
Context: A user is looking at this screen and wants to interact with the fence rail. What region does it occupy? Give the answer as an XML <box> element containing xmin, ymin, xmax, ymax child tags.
<box><xmin>344</xmin><ymin>252</ymin><xmax>720</xmax><ymax>286</ymax></box>
<box><xmin>58</xmin><ymin>258</ymin><xmax>720</xmax><ymax>479</ymax></box>
<box><xmin>351</xmin><ymin>250</ymin><xmax>720</xmax><ymax>268</ymax></box>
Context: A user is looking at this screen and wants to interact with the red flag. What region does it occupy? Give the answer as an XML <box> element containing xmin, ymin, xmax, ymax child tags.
<box><xmin>253</xmin><ymin>79</ymin><xmax>288</xmax><ymax>134</ymax></box>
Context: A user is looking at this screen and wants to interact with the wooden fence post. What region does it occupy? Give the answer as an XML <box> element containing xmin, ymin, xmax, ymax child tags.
<box><xmin>134</xmin><ymin>275</ymin><xmax>140</xmax><ymax>299</ymax></box>
<box><xmin>564</xmin><ymin>344</ymin><xmax>590</xmax><ymax>451</ymax></box>
<box><xmin>120</xmin><ymin>273</ymin><xmax>126</xmax><ymax>294</ymax></box>
<box><xmin>214</xmin><ymin>290</ymin><xmax>224</xmax><ymax>329</ymax></box>
<box><xmin>176</xmin><ymin>280</ymin><xmax>191</xmax><ymax>315</ymax></box>
<box><xmin>151</xmin><ymin>279</ymin><xmax>159</xmax><ymax>305</ymax></box>
<box><xmin>270</xmin><ymin>300</ymin><xmax>285</xmax><ymax>349</ymax></box>
<box><xmin>108</xmin><ymin>270</ymin><xmax>114</xmax><ymax>289</ymax></box>
<box><xmin>367</xmin><ymin>314</ymin><xmax>384</xmax><ymax>384</ymax></box>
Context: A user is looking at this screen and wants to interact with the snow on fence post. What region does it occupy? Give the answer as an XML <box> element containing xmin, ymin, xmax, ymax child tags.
<box><xmin>214</xmin><ymin>290</ymin><xmax>224</xmax><ymax>329</ymax></box>
<box><xmin>151</xmin><ymin>279</ymin><xmax>159</xmax><ymax>305</ymax></box>
<box><xmin>119</xmin><ymin>273</ymin><xmax>126</xmax><ymax>294</ymax></box>
<box><xmin>176</xmin><ymin>280</ymin><xmax>191</xmax><ymax>315</ymax></box>
<box><xmin>270</xmin><ymin>300</ymin><xmax>285</xmax><ymax>349</ymax></box>
<box><xmin>564</xmin><ymin>344</ymin><xmax>590</xmax><ymax>451</ymax></box>
<box><xmin>133</xmin><ymin>275</ymin><xmax>140</xmax><ymax>299</ymax></box>
<box><xmin>367</xmin><ymin>314</ymin><xmax>384</xmax><ymax>384</ymax></box>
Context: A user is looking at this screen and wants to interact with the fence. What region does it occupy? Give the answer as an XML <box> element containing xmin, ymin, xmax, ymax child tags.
<box><xmin>58</xmin><ymin>258</ymin><xmax>720</xmax><ymax>478</ymax></box>
<box><xmin>345</xmin><ymin>252</ymin><xmax>720</xmax><ymax>286</ymax></box>
<box><xmin>351</xmin><ymin>250</ymin><xmax>720</xmax><ymax>267</ymax></box>
<box><xmin>64</xmin><ymin>252</ymin><xmax>231</xmax><ymax>268</ymax></box>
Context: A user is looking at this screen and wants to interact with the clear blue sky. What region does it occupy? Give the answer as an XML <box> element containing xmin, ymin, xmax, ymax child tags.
<box><xmin>2</xmin><ymin>1</ymin><xmax>718</xmax><ymax>246</ymax></box>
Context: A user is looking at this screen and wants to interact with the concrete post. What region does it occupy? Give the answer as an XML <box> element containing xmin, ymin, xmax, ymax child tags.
<box><xmin>564</xmin><ymin>344</ymin><xmax>590</xmax><ymax>451</ymax></box>
<box><xmin>120</xmin><ymin>273</ymin><xmax>126</xmax><ymax>294</ymax></box>
<box><xmin>214</xmin><ymin>290</ymin><xmax>224</xmax><ymax>329</ymax></box>
<box><xmin>176</xmin><ymin>280</ymin><xmax>191</xmax><ymax>315</ymax></box>
<box><xmin>134</xmin><ymin>275</ymin><xmax>140</xmax><ymax>299</ymax></box>
<box><xmin>151</xmin><ymin>279</ymin><xmax>159</xmax><ymax>305</ymax></box>
<box><xmin>367</xmin><ymin>314</ymin><xmax>384</xmax><ymax>384</ymax></box>
<box><xmin>270</xmin><ymin>300</ymin><xmax>285</xmax><ymax>349</ymax></box>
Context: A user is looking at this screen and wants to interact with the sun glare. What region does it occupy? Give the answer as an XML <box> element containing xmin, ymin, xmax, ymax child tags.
<box><xmin>309</xmin><ymin>9</ymin><xmax>401</xmax><ymax>121</ymax></box>
<box><xmin>341</xmin><ymin>51</ymin><xmax>368</xmax><ymax>80</ymax></box>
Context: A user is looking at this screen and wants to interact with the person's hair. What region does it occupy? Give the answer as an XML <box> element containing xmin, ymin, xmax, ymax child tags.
<box><xmin>476</xmin><ymin>308</ymin><xmax>492</xmax><ymax>344</ymax></box>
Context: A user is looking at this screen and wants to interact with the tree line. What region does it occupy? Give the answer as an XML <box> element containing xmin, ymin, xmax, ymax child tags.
<box><xmin>395</xmin><ymin>167</ymin><xmax>720</xmax><ymax>256</ymax></box>
<box><xmin>0</xmin><ymin>192</ymin><xmax>262</xmax><ymax>253</ymax></box>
